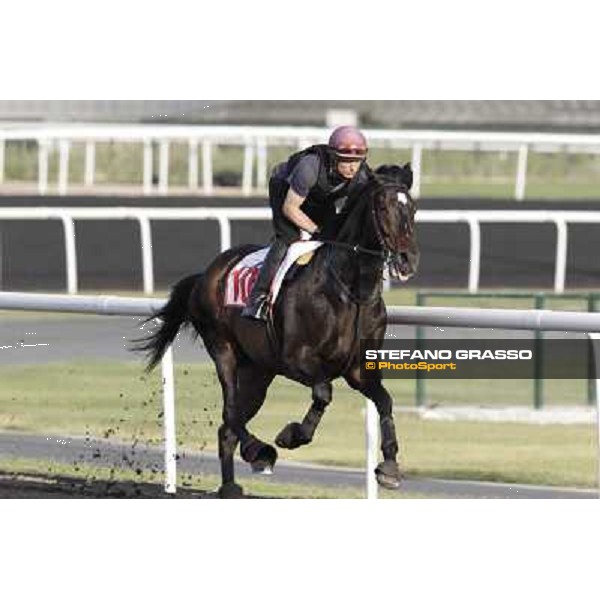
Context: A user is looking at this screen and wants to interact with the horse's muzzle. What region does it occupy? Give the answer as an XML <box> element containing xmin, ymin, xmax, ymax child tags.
<box><xmin>387</xmin><ymin>252</ymin><xmax>414</xmax><ymax>282</ymax></box>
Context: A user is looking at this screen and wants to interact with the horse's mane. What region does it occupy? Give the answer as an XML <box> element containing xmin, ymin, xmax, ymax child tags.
<box><xmin>322</xmin><ymin>175</ymin><xmax>378</xmax><ymax>242</ymax></box>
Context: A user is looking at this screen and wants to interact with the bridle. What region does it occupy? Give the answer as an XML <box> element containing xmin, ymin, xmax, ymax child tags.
<box><xmin>322</xmin><ymin>180</ymin><xmax>413</xmax><ymax>260</ymax></box>
<box><xmin>371</xmin><ymin>181</ymin><xmax>414</xmax><ymax>278</ymax></box>
<box><xmin>321</xmin><ymin>180</ymin><xmax>413</xmax><ymax>258</ymax></box>
<box><xmin>320</xmin><ymin>179</ymin><xmax>415</xmax><ymax>303</ymax></box>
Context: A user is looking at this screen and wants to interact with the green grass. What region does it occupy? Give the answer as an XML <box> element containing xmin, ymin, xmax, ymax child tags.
<box><xmin>384</xmin><ymin>287</ymin><xmax>600</xmax><ymax>311</ymax></box>
<box><xmin>0</xmin><ymin>361</ymin><xmax>596</xmax><ymax>490</ymax></box>
<box><xmin>414</xmin><ymin>290</ymin><xmax>598</xmax><ymax>308</ymax></box>
<box><xmin>422</xmin><ymin>179</ymin><xmax>600</xmax><ymax>199</ymax></box>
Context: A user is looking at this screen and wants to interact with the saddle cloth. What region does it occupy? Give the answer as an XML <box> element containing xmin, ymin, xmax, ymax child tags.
<box><xmin>224</xmin><ymin>241</ymin><xmax>322</xmax><ymax>307</ymax></box>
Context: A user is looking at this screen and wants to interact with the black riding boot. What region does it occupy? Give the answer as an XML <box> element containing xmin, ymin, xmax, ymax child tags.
<box><xmin>241</xmin><ymin>239</ymin><xmax>289</xmax><ymax>321</ymax></box>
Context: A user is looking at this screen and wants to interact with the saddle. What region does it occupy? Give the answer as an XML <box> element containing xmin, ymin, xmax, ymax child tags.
<box><xmin>224</xmin><ymin>241</ymin><xmax>322</xmax><ymax>307</ymax></box>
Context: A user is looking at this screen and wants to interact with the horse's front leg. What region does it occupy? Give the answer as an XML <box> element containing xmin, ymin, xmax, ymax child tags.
<box><xmin>275</xmin><ymin>381</ymin><xmax>332</xmax><ymax>449</ymax></box>
<box><xmin>345</xmin><ymin>367</ymin><xmax>401</xmax><ymax>489</ymax></box>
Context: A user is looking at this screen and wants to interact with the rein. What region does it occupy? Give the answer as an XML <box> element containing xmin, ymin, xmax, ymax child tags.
<box><xmin>320</xmin><ymin>239</ymin><xmax>384</xmax><ymax>258</ymax></box>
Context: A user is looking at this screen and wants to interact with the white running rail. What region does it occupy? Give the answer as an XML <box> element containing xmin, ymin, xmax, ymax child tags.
<box><xmin>1</xmin><ymin>291</ymin><xmax>599</xmax><ymax>499</ymax></box>
<box><xmin>2</xmin><ymin>123</ymin><xmax>600</xmax><ymax>198</ymax></box>
<box><xmin>1</xmin><ymin>207</ymin><xmax>600</xmax><ymax>294</ymax></box>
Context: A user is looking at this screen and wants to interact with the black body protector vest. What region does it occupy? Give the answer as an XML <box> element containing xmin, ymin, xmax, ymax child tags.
<box><xmin>281</xmin><ymin>144</ymin><xmax>372</xmax><ymax>226</ymax></box>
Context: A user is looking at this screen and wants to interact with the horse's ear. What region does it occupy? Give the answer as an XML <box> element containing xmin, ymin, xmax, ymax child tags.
<box><xmin>401</xmin><ymin>162</ymin><xmax>413</xmax><ymax>191</ymax></box>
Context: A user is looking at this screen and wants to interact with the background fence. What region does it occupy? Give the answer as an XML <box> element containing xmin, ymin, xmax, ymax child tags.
<box><xmin>2</xmin><ymin>206</ymin><xmax>600</xmax><ymax>293</ymax></box>
<box><xmin>2</xmin><ymin>123</ymin><xmax>600</xmax><ymax>198</ymax></box>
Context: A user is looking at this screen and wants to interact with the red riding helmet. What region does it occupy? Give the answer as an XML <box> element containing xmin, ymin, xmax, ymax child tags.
<box><xmin>328</xmin><ymin>125</ymin><xmax>368</xmax><ymax>160</ymax></box>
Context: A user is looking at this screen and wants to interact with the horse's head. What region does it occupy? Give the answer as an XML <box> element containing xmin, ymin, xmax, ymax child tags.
<box><xmin>323</xmin><ymin>162</ymin><xmax>420</xmax><ymax>282</ymax></box>
<box><xmin>371</xmin><ymin>163</ymin><xmax>419</xmax><ymax>280</ymax></box>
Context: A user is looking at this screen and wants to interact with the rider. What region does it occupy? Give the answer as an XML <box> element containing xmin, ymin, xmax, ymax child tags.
<box><xmin>242</xmin><ymin>125</ymin><xmax>373</xmax><ymax>321</ymax></box>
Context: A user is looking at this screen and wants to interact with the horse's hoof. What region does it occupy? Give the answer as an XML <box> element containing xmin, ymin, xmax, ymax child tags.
<box><xmin>249</xmin><ymin>445</ymin><xmax>277</xmax><ymax>473</ymax></box>
<box><xmin>275</xmin><ymin>422</ymin><xmax>310</xmax><ymax>449</ymax></box>
<box><xmin>251</xmin><ymin>461</ymin><xmax>273</xmax><ymax>475</ymax></box>
<box><xmin>375</xmin><ymin>460</ymin><xmax>402</xmax><ymax>490</ymax></box>
<box><xmin>217</xmin><ymin>482</ymin><xmax>245</xmax><ymax>499</ymax></box>
<box><xmin>241</xmin><ymin>438</ymin><xmax>278</xmax><ymax>469</ymax></box>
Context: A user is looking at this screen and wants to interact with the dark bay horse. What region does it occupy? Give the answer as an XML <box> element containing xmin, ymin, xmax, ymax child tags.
<box><xmin>134</xmin><ymin>163</ymin><xmax>419</xmax><ymax>498</ymax></box>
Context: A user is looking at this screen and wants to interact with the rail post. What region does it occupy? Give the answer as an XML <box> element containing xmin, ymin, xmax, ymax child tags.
<box><xmin>38</xmin><ymin>138</ymin><xmax>49</xmax><ymax>196</ymax></box>
<box><xmin>202</xmin><ymin>139</ymin><xmax>213</xmax><ymax>194</ymax></box>
<box><xmin>217</xmin><ymin>216</ymin><xmax>232</xmax><ymax>252</ymax></box>
<box><xmin>188</xmin><ymin>139</ymin><xmax>199</xmax><ymax>190</ymax></box>
<box><xmin>242</xmin><ymin>141</ymin><xmax>255</xmax><ymax>196</ymax></box>
<box><xmin>0</xmin><ymin>137</ymin><xmax>5</xmax><ymax>184</ymax></box>
<box><xmin>365</xmin><ymin>400</ymin><xmax>379</xmax><ymax>500</ymax></box>
<box><xmin>553</xmin><ymin>218</ymin><xmax>568</xmax><ymax>293</ymax></box>
<box><xmin>84</xmin><ymin>140</ymin><xmax>95</xmax><ymax>187</ymax></box>
<box><xmin>515</xmin><ymin>143</ymin><xmax>529</xmax><ymax>201</ymax></box>
<box><xmin>58</xmin><ymin>139</ymin><xmax>70</xmax><ymax>196</ymax></box>
<box><xmin>467</xmin><ymin>217</ymin><xmax>481</xmax><ymax>293</ymax></box>
<box><xmin>589</xmin><ymin>295</ymin><xmax>599</xmax><ymax>406</ymax></box>
<box><xmin>60</xmin><ymin>215</ymin><xmax>78</xmax><ymax>294</ymax></box>
<box><xmin>415</xmin><ymin>291</ymin><xmax>426</xmax><ymax>407</ymax></box>
<box><xmin>137</xmin><ymin>216</ymin><xmax>155</xmax><ymax>294</ymax></box>
<box><xmin>158</xmin><ymin>140</ymin><xmax>169</xmax><ymax>195</ymax></box>
<box><xmin>533</xmin><ymin>294</ymin><xmax>545</xmax><ymax>409</ymax></box>
<box><xmin>589</xmin><ymin>332</ymin><xmax>600</xmax><ymax>497</ymax></box>
<box><xmin>143</xmin><ymin>139</ymin><xmax>153</xmax><ymax>195</ymax></box>
<box><xmin>411</xmin><ymin>142</ymin><xmax>422</xmax><ymax>199</ymax></box>
<box><xmin>256</xmin><ymin>137</ymin><xmax>267</xmax><ymax>190</ymax></box>
<box><xmin>161</xmin><ymin>344</ymin><xmax>177</xmax><ymax>494</ymax></box>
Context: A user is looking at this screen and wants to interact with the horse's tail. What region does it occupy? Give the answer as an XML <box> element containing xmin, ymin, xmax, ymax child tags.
<box><xmin>131</xmin><ymin>273</ymin><xmax>202</xmax><ymax>372</ymax></box>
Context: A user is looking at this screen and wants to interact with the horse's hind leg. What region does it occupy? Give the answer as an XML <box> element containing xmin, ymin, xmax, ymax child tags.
<box><xmin>215</xmin><ymin>356</ymin><xmax>276</xmax><ymax>496</ymax></box>
<box><xmin>212</xmin><ymin>342</ymin><xmax>245</xmax><ymax>498</ymax></box>
<box><xmin>275</xmin><ymin>381</ymin><xmax>332</xmax><ymax>450</ymax></box>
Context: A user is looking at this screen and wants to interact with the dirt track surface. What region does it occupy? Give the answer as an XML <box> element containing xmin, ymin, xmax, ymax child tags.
<box><xmin>0</xmin><ymin>471</ymin><xmax>217</xmax><ymax>499</ymax></box>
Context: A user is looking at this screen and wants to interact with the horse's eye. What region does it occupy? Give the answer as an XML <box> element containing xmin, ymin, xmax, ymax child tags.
<box><xmin>397</xmin><ymin>191</ymin><xmax>408</xmax><ymax>206</ymax></box>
